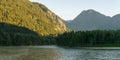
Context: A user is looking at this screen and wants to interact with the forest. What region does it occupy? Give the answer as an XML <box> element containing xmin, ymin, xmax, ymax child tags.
<box><xmin>56</xmin><ymin>30</ymin><xmax>120</xmax><ymax>47</ymax></box>
<box><xmin>0</xmin><ymin>22</ymin><xmax>55</xmax><ymax>46</ymax></box>
<box><xmin>1</xmin><ymin>23</ymin><xmax>120</xmax><ymax>47</ymax></box>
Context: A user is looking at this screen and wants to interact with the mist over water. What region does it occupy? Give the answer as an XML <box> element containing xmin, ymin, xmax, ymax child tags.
<box><xmin>0</xmin><ymin>46</ymin><xmax>61</xmax><ymax>60</ymax></box>
<box><xmin>0</xmin><ymin>46</ymin><xmax>120</xmax><ymax>60</ymax></box>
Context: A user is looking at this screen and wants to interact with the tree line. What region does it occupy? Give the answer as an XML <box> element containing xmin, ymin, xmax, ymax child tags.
<box><xmin>1</xmin><ymin>29</ymin><xmax>120</xmax><ymax>47</ymax></box>
<box><xmin>0</xmin><ymin>22</ymin><xmax>56</xmax><ymax>46</ymax></box>
<box><xmin>56</xmin><ymin>30</ymin><xmax>120</xmax><ymax>47</ymax></box>
<box><xmin>0</xmin><ymin>31</ymin><xmax>56</xmax><ymax>46</ymax></box>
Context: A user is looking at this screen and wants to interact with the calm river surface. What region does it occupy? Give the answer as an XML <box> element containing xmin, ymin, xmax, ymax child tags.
<box><xmin>0</xmin><ymin>46</ymin><xmax>120</xmax><ymax>60</ymax></box>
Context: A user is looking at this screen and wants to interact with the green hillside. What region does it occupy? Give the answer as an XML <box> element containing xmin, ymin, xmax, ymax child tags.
<box><xmin>0</xmin><ymin>0</ymin><xmax>67</xmax><ymax>35</ymax></box>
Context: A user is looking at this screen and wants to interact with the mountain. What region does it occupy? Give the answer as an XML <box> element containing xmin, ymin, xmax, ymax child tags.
<box><xmin>112</xmin><ymin>14</ymin><xmax>120</xmax><ymax>29</ymax></box>
<box><xmin>66</xmin><ymin>9</ymin><xmax>120</xmax><ymax>31</ymax></box>
<box><xmin>0</xmin><ymin>0</ymin><xmax>67</xmax><ymax>35</ymax></box>
<box><xmin>63</xmin><ymin>20</ymin><xmax>72</xmax><ymax>28</ymax></box>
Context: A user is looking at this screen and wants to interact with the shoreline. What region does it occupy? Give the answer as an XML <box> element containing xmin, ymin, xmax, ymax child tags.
<box><xmin>1</xmin><ymin>46</ymin><xmax>120</xmax><ymax>50</ymax></box>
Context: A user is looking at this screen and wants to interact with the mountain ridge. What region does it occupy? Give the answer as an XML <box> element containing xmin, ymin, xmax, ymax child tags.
<box><xmin>0</xmin><ymin>0</ymin><xmax>68</xmax><ymax>35</ymax></box>
<box><xmin>65</xmin><ymin>9</ymin><xmax>120</xmax><ymax>31</ymax></box>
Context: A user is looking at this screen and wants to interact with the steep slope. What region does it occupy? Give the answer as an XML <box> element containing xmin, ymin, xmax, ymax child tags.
<box><xmin>66</xmin><ymin>9</ymin><xmax>116</xmax><ymax>31</ymax></box>
<box><xmin>0</xmin><ymin>0</ymin><xmax>67</xmax><ymax>35</ymax></box>
<box><xmin>112</xmin><ymin>14</ymin><xmax>120</xmax><ymax>29</ymax></box>
<box><xmin>63</xmin><ymin>20</ymin><xmax>72</xmax><ymax>28</ymax></box>
<box><xmin>33</xmin><ymin>3</ymin><xmax>67</xmax><ymax>32</ymax></box>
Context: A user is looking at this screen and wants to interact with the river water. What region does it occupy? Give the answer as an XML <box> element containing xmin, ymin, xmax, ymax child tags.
<box><xmin>0</xmin><ymin>46</ymin><xmax>120</xmax><ymax>60</ymax></box>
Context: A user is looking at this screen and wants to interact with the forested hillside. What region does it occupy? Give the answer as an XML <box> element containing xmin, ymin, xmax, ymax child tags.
<box><xmin>0</xmin><ymin>23</ymin><xmax>56</xmax><ymax>46</ymax></box>
<box><xmin>0</xmin><ymin>0</ymin><xmax>67</xmax><ymax>35</ymax></box>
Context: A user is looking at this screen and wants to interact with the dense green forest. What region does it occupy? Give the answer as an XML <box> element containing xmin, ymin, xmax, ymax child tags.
<box><xmin>56</xmin><ymin>30</ymin><xmax>120</xmax><ymax>47</ymax></box>
<box><xmin>0</xmin><ymin>23</ymin><xmax>55</xmax><ymax>46</ymax></box>
<box><xmin>1</xmin><ymin>23</ymin><xmax>120</xmax><ymax>47</ymax></box>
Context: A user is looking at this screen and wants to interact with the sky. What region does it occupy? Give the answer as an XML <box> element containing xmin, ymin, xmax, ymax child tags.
<box><xmin>30</xmin><ymin>0</ymin><xmax>120</xmax><ymax>20</ymax></box>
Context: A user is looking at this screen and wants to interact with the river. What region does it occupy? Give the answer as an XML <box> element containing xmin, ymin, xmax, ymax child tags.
<box><xmin>0</xmin><ymin>46</ymin><xmax>120</xmax><ymax>60</ymax></box>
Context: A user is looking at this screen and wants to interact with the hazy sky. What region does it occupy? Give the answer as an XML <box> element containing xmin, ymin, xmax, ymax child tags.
<box><xmin>30</xmin><ymin>0</ymin><xmax>120</xmax><ymax>20</ymax></box>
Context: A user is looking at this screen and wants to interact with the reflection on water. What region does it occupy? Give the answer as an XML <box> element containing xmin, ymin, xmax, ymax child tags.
<box><xmin>0</xmin><ymin>46</ymin><xmax>120</xmax><ymax>60</ymax></box>
<box><xmin>60</xmin><ymin>48</ymin><xmax>120</xmax><ymax>60</ymax></box>
<box><xmin>0</xmin><ymin>46</ymin><xmax>61</xmax><ymax>60</ymax></box>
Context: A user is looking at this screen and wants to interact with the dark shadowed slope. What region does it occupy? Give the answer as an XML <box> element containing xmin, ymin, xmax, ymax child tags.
<box><xmin>0</xmin><ymin>22</ymin><xmax>41</xmax><ymax>46</ymax></box>
<box><xmin>0</xmin><ymin>22</ymin><xmax>38</xmax><ymax>35</ymax></box>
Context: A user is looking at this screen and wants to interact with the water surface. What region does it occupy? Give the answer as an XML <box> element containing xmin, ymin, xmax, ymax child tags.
<box><xmin>0</xmin><ymin>46</ymin><xmax>61</xmax><ymax>60</ymax></box>
<box><xmin>0</xmin><ymin>46</ymin><xmax>120</xmax><ymax>60</ymax></box>
<box><xmin>60</xmin><ymin>47</ymin><xmax>120</xmax><ymax>60</ymax></box>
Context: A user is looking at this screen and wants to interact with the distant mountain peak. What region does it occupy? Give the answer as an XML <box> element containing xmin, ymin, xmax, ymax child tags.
<box><xmin>80</xmin><ymin>9</ymin><xmax>104</xmax><ymax>16</ymax></box>
<box><xmin>83</xmin><ymin>9</ymin><xmax>98</xmax><ymax>13</ymax></box>
<box><xmin>66</xmin><ymin>9</ymin><xmax>116</xmax><ymax>31</ymax></box>
<box><xmin>73</xmin><ymin>9</ymin><xmax>107</xmax><ymax>21</ymax></box>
